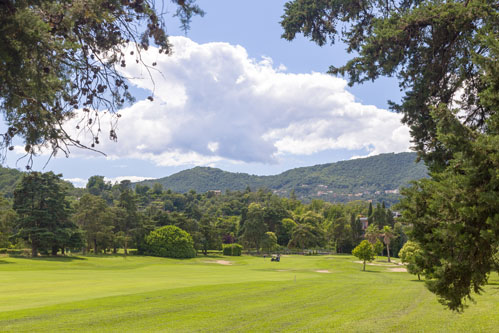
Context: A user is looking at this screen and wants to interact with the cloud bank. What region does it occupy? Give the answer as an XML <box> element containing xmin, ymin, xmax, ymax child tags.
<box><xmin>66</xmin><ymin>36</ymin><xmax>411</xmax><ymax>166</ymax></box>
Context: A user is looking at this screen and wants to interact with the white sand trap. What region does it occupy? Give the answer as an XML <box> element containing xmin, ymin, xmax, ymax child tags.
<box><xmin>315</xmin><ymin>270</ymin><xmax>331</xmax><ymax>273</ymax></box>
<box><xmin>388</xmin><ymin>267</ymin><xmax>407</xmax><ymax>272</ymax></box>
<box><xmin>204</xmin><ymin>260</ymin><xmax>232</xmax><ymax>265</ymax></box>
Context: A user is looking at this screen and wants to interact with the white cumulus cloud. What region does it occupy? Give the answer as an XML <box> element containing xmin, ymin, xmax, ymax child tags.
<box><xmin>63</xmin><ymin>36</ymin><xmax>411</xmax><ymax>166</ymax></box>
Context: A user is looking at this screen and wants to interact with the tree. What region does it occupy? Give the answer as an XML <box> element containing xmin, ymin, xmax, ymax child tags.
<box><xmin>352</xmin><ymin>240</ymin><xmax>375</xmax><ymax>271</ymax></box>
<box><xmin>73</xmin><ymin>193</ymin><xmax>113</xmax><ymax>254</ymax></box>
<box><xmin>381</xmin><ymin>226</ymin><xmax>396</xmax><ymax>263</ymax></box>
<box><xmin>328</xmin><ymin>216</ymin><xmax>352</xmax><ymax>253</ymax></box>
<box><xmin>216</xmin><ymin>216</ymin><xmax>239</xmax><ymax>244</ymax></box>
<box><xmin>277</xmin><ymin>218</ymin><xmax>297</xmax><ymax>246</ymax></box>
<box><xmin>13</xmin><ymin>172</ymin><xmax>75</xmax><ymax>256</ymax></box>
<box><xmin>261</xmin><ymin>231</ymin><xmax>278</xmax><ymax>254</ymax></box>
<box><xmin>373</xmin><ymin>239</ymin><xmax>384</xmax><ymax>259</ymax></box>
<box><xmin>145</xmin><ymin>225</ymin><xmax>196</xmax><ymax>258</ymax></box>
<box><xmin>116</xmin><ymin>183</ymin><xmax>138</xmax><ymax>255</ymax></box>
<box><xmin>86</xmin><ymin>176</ymin><xmax>109</xmax><ymax>196</ymax></box>
<box><xmin>241</xmin><ymin>203</ymin><xmax>267</xmax><ymax>252</ymax></box>
<box><xmin>0</xmin><ymin>0</ymin><xmax>203</xmax><ymax>162</ymax></box>
<box><xmin>281</xmin><ymin>0</ymin><xmax>499</xmax><ymax>310</ymax></box>
<box><xmin>367</xmin><ymin>202</ymin><xmax>373</xmax><ymax>226</ymax></box>
<box><xmin>364</xmin><ymin>224</ymin><xmax>379</xmax><ymax>244</ymax></box>
<box><xmin>399</xmin><ymin>241</ymin><xmax>424</xmax><ymax>281</ymax></box>
<box><xmin>197</xmin><ymin>215</ymin><xmax>218</xmax><ymax>256</ymax></box>
<box><xmin>288</xmin><ymin>223</ymin><xmax>324</xmax><ymax>250</ymax></box>
<box><xmin>0</xmin><ymin>195</ymin><xmax>16</xmax><ymax>248</ymax></box>
<box><xmin>350</xmin><ymin>214</ymin><xmax>364</xmax><ymax>246</ymax></box>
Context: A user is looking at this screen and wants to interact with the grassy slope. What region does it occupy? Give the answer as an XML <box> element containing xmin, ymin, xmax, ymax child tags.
<box><xmin>0</xmin><ymin>255</ymin><xmax>497</xmax><ymax>332</ymax></box>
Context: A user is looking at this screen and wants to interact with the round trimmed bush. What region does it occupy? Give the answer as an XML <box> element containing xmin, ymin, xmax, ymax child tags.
<box><xmin>223</xmin><ymin>243</ymin><xmax>243</xmax><ymax>256</ymax></box>
<box><xmin>145</xmin><ymin>225</ymin><xmax>196</xmax><ymax>258</ymax></box>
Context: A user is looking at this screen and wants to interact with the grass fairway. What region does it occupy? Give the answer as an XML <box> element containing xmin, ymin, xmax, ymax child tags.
<box><xmin>0</xmin><ymin>254</ymin><xmax>497</xmax><ymax>332</ymax></box>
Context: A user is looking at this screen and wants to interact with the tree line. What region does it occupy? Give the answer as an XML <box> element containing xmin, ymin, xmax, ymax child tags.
<box><xmin>0</xmin><ymin>172</ymin><xmax>408</xmax><ymax>258</ymax></box>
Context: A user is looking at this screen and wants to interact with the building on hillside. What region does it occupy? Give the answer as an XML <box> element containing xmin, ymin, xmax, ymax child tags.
<box><xmin>208</xmin><ymin>190</ymin><xmax>222</xmax><ymax>196</ymax></box>
<box><xmin>359</xmin><ymin>217</ymin><xmax>368</xmax><ymax>230</ymax></box>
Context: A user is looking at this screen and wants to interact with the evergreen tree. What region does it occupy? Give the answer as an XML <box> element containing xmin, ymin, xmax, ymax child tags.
<box><xmin>281</xmin><ymin>0</ymin><xmax>498</xmax><ymax>310</ymax></box>
<box><xmin>0</xmin><ymin>195</ymin><xmax>16</xmax><ymax>248</ymax></box>
<box><xmin>116</xmin><ymin>183</ymin><xmax>139</xmax><ymax>255</ymax></box>
<box><xmin>13</xmin><ymin>172</ymin><xmax>75</xmax><ymax>256</ymax></box>
<box><xmin>0</xmin><ymin>0</ymin><xmax>203</xmax><ymax>161</ymax></box>
<box><xmin>367</xmin><ymin>202</ymin><xmax>373</xmax><ymax>226</ymax></box>
<box><xmin>74</xmin><ymin>194</ymin><xmax>113</xmax><ymax>254</ymax></box>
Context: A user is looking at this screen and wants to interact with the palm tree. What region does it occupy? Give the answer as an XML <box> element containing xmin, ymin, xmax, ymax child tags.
<box><xmin>364</xmin><ymin>224</ymin><xmax>380</xmax><ymax>244</ymax></box>
<box><xmin>382</xmin><ymin>226</ymin><xmax>396</xmax><ymax>262</ymax></box>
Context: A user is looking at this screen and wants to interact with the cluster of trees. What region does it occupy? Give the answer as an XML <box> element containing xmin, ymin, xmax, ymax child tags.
<box><xmin>282</xmin><ymin>0</ymin><xmax>498</xmax><ymax>311</ymax></box>
<box><xmin>0</xmin><ymin>172</ymin><xmax>409</xmax><ymax>258</ymax></box>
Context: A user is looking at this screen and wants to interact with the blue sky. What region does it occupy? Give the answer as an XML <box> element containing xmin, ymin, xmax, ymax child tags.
<box><xmin>1</xmin><ymin>0</ymin><xmax>410</xmax><ymax>187</ymax></box>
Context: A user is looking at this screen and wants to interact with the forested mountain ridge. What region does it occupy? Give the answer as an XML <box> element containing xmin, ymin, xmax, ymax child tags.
<box><xmin>136</xmin><ymin>152</ymin><xmax>428</xmax><ymax>205</ymax></box>
<box><xmin>0</xmin><ymin>166</ymin><xmax>83</xmax><ymax>198</ymax></box>
<box><xmin>0</xmin><ymin>166</ymin><xmax>23</xmax><ymax>198</ymax></box>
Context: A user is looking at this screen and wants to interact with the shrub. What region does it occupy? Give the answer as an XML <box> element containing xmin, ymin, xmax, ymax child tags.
<box><xmin>223</xmin><ymin>243</ymin><xmax>243</xmax><ymax>256</ymax></box>
<box><xmin>6</xmin><ymin>249</ymin><xmax>24</xmax><ymax>256</ymax></box>
<box><xmin>145</xmin><ymin>225</ymin><xmax>196</xmax><ymax>258</ymax></box>
<box><xmin>0</xmin><ymin>248</ymin><xmax>7</xmax><ymax>254</ymax></box>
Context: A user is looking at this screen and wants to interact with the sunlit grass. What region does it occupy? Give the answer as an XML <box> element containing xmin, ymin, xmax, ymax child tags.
<box><xmin>0</xmin><ymin>254</ymin><xmax>497</xmax><ymax>332</ymax></box>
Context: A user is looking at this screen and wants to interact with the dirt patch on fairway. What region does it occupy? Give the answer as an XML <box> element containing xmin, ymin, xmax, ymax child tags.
<box><xmin>388</xmin><ymin>267</ymin><xmax>407</xmax><ymax>272</ymax></box>
<box><xmin>204</xmin><ymin>260</ymin><xmax>233</xmax><ymax>265</ymax></box>
<box><xmin>315</xmin><ymin>270</ymin><xmax>331</xmax><ymax>273</ymax></box>
<box><xmin>276</xmin><ymin>269</ymin><xmax>289</xmax><ymax>272</ymax></box>
<box><xmin>354</xmin><ymin>261</ymin><xmax>400</xmax><ymax>267</ymax></box>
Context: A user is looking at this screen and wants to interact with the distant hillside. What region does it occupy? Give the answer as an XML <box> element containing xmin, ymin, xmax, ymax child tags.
<box><xmin>0</xmin><ymin>166</ymin><xmax>83</xmax><ymax>198</ymax></box>
<box><xmin>0</xmin><ymin>166</ymin><xmax>23</xmax><ymax>198</ymax></box>
<box><xmin>136</xmin><ymin>152</ymin><xmax>428</xmax><ymax>204</ymax></box>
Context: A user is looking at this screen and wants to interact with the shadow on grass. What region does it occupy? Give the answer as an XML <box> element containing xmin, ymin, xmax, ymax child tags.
<box><xmin>0</xmin><ymin>259</ymin><xmax>13</xmax><ymax>264</ymax></box>
<box><xmin>196</xmin><ymin>254</ymin><xmax>225</xmax><ymax>259</ymax></box>
<box><xmin>27</xmin><ymin>256</ymin><xmax>87</xmax><ymax>262</ymax></box>
<box><xmin>360</xmin><ymin>270</ymin><xmax>381</xmax><ymax>273</ymax></box>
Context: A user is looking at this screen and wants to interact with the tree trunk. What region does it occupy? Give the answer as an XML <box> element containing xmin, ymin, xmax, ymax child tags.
<box><xmin>31</xmin><ymin>244</ymin><xmax>38</xmax><ymax>257</ymax></box>
<box><xmin>61</xmin><ymin>247</ymin><xmax>65</xmax><ymax>255</ymax></box>
<box><xmin>113</xmin><ymin>246</ymin><xmax>117</xmax><ymax>254</ymax></box>
<box><xmin>363</xmin><ymin>260</ymin><xmax>366</xmax><ymax>271</ymax></box>
<box><xmin>93</xmin><ymin>238</ymin><xmax>98</xmax><ymax>255</ymax></box>
<box><xmin>418</xmin><ymin>274</ymin><xmax>421</xmax><ymax>281</ymax></box>
<box><xmin>386</xmin><ymin>244</ymin><xmax>391</xmax><ymax>262</ymax></box>
<box><xmin>124</xmin><ymin>238</ymin><xmax>128</xmax><ymax>255</ymax></box>
<box><xmin>51</xmin><ymin>245</ymin><xmax>58</xmax><ymax>256</ymax></box>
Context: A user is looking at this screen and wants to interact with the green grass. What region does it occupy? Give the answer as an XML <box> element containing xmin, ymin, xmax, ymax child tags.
<box><xmin>0</xmin><ymin>254</ymin><xmax>497</xmax><ymax>332</ymax></box>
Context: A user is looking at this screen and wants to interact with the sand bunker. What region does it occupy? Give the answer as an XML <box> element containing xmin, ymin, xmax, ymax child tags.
<box><xmin>388</xmin><ymin>267</ymin><xmax>407</xmax><ymax>272</ymax></box>
<box><xmin>204</xmin><ymin>260</ymin><xmax>232</xmax><ymax>265</ymax></box>
<box><xmin>315</xmin><ymin>270</ymin><xmax>331</xmax><ymax>273</ymax></box>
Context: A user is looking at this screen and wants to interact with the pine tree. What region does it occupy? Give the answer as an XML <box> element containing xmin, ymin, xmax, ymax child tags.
<box><xmin>13</xmin><ymin>172</ymin><xmax>75</xmax><ymax>256</ymax></box>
